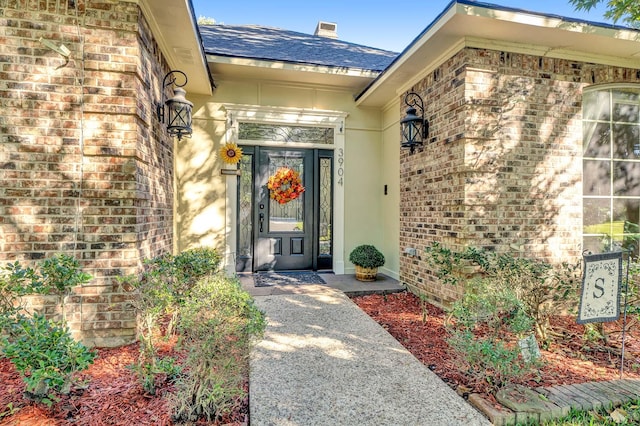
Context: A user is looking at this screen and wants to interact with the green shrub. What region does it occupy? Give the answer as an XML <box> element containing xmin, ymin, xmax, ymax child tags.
<box><xmin>349</xmin><ymin>245</ymin><xmax>385</xmax><ymax>269</ymax></box>
<box><xmin>2</xmin><ymin>314</ymin><xmax>95</xmax><ymax>405</ymax></box>
<box><xmin>0</xmin><ymin>255</ymin><xmax>94</xmax><ymax>405</ymax></box>
<box><xmin>120</xmin><ymin>247</ymin><xmax>222</xmax><ymax>395</ymax></box>
<box><xmin>424</xmin><ymin>242</ymin><xmax>580</xmax><ymax>346</ymax></box>
<box><xmin>171</xmin><ymin>274</ymin><xmax>265</xmax><ymax>422</ymax></box>
<box><xmin>446</xmin><ymin>277</ymin><xmax>540</xmax><ymax>392</ymax></box>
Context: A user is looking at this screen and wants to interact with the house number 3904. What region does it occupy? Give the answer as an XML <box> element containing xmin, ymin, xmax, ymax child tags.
<box><xmin>337</xmin><ymin>148</ymin><xmax>344</xmax><ymax>186</ymax></box>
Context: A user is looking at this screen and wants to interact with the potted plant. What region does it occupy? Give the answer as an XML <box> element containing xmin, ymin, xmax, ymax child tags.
<box><xmin>349</xmin><ymin>245</ymin><xmax>385</xmax><ymax>282</ymax></box>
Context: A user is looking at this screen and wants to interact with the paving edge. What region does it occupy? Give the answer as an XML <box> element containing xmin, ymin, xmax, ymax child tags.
<box><xmin>468</xmin><ymin>379</ymin><xmax>640</xmax><ymax>425</ymax></box>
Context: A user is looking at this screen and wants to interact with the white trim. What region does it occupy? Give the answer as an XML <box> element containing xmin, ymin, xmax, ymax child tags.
<box><xmin>222</xmin><ymin>104</ymin><xmax>348</xmax><ymax>274</ymax></box>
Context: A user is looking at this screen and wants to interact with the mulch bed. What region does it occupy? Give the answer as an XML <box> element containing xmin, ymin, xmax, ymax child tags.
<box><xmin>2</xmin><ymin>290</ymin><xmax>639</xmax><ymax>424</ymax></box>
<box><xmin>0</xmin><ymin>336</ymin><xmax>248</xmax><ymax>425</ymax></box>
<box><xmin>351</xmin><ymin>291</ymin><xmax>640</xmax><ymax>407</ymax></box>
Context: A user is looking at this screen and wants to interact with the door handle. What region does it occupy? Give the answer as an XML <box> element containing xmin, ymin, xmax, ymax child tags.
<box><xmin>259</xmin><ymin>213</ymin><xmax>264</xmax><ymax>232</ymax></box>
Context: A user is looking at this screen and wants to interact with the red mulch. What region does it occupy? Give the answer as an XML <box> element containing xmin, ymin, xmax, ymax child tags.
<box><xmin>3</xmin><ymin>291</ymin><xmax>639</xmax><ymax>423</ymax></box>
<box><xmin>351</xmin><ymin>292</ymin><xmax>640</xmax><ymax>407</ymax></box>
<box><xmin>0</xmin><ymin>336</ymin><xmax>248</xmax><ymax>425</ymax></box>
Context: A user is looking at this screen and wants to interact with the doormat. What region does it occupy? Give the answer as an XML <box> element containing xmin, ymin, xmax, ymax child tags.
<box><xmin>254</xmin><ymin>271</ymin><xmax>326</xmax><ymax>287</ymax></box>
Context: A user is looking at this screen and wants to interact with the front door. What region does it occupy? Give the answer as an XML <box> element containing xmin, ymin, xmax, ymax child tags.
<box><xmin>254</xmin><ymin>148</ymin><xmax>314</xmax><ymax>270</ymax></box>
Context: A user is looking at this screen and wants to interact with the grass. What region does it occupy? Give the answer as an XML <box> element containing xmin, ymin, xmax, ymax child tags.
<box><xmin>524</xmin><ymin>399</ymin><xmax>640</xmax><ymax>425</ymax></box>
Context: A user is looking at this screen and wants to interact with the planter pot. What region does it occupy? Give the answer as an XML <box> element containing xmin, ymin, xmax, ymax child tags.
<box><xmin>355</xmin><ymin>265</ymin><xmax>378</xmax><ymax>282</ymax></box>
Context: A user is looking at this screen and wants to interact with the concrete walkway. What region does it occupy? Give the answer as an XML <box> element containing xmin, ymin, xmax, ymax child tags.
<box><xmin>245</xmin><ymin>275</ymin><xmax>490</xmax><ymax>426</ymax></box>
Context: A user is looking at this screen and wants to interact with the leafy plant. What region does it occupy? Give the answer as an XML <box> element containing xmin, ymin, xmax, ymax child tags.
<box><xmin>171</xmin><ymin>274</ymin><xmax>265</xmax><ymax>422</ymax></box>
<box><xmin>120</xmin><ymin>247</ymin><xmax>221</xmax><ymax>395</ymax></box>
<box><xmin>2</xmin><ymin>314</ymin><xmax>95</xmax><ymax>405</ymax></box>
<box><xmin>0</xmin><ymin>255</ymin><xmax>95</xmax><ymax>405</ymax></box>
<box><xmin>349</xmin><ymin>245</ymin><xmax>385</xmax><ymax>269</ymax></box>
<box><xmin>446</xmin><ymin>277</ymin><xmax>540</xmax><ymax>392</ymax></box>
<box><xmin>424</xmin><ymin>242</ymin><xmax>580</xmax><ymax>346</ymax></box>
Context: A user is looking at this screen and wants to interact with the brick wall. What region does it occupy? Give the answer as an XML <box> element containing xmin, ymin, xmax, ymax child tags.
<box><xmin>400</xmin><ymin>47</ymin><xmax>640</xmax><ymax>307</ymax></box>
<box><xmin>0</xmin><ymin>0</ymin><xmax>174</xmax><ymax>346</ymax></box>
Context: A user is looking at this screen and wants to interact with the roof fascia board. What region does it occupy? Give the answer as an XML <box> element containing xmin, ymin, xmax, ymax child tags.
<box><xmin>355</xmin><ymin>2</ymin><xmax>459</xmax><ymax>105</ymax></box>
<box><xmin>460</xmin><ymin>0</ymin><xmax>640</xmax><ymax>41</ymax></box>
<box><xmin>394</xmin><ymin>38</ymin><xmax>466</xmax><ymax>97</ymax></box>
<box><xmin>139</xmin><ymin>0</ymin><xmax>213</xmax><ymax>95</ymax></box>
<box><xmin>357</xmin><ymin>0</ymin><xmax>640</xmax><ymax>106</ymax></box>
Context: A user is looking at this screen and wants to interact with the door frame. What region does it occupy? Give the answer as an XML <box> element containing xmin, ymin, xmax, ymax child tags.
<box><xmin>223</xmin><ymin>104</ymin><xmax>347</xmax><ymax>274</ymax></box>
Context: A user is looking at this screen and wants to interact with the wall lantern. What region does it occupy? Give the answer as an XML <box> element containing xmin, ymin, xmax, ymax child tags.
<box><xmin>157</xmin><ymin>70</ymin><xmax>193</xmax><ymax>141</ymax></box>
<box><xmin>400</xmin><ymin>91</ymin><xmax>428</xmax><ymax>154</ymax></box>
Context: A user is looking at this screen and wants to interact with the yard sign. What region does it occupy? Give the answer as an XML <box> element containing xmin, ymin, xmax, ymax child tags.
<box><xmin>577</xmin><ymin>251</ymin><xmax>622</xmax><ymax>324</ymax></box>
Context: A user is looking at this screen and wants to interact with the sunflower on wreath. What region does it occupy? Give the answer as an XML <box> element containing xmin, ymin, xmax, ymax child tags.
<box><xmin>219</xmin><ymin>143</ymin><xmax>243</xmax><ymax>165</ymax></box>
<box><xmin>267</xmin><ymin>167</ymin><xmax>305</xmax><ymax>204</ymax></box>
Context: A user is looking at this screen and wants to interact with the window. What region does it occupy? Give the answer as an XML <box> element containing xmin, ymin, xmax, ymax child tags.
<box><xmin>238</xmin><ymin>123</ymin><xmax>334</xmax><ymax>144</ymax></box>
<box><xmin>583</xmin><ymin>87</ymin><xmax>640</xmax><ymax>256</ymax></box>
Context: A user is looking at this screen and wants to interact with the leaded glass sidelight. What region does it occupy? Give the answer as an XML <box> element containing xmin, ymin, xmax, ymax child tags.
<box><xmin>238</xmin><ymin>154</ymin><xmax>253</xmax><ymax>258</ymax></box>
<box><xmin>319</xmin><ymin>157</ymin><xmax>332</xmax><ymax>256</ymax></box>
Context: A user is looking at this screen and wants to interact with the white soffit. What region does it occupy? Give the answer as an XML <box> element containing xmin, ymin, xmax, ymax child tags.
<box><xmin>356</xmin><ymin>1</ymin><xmax>640</xmax><ymax>107</ymax></box>
<box><xmin>139</xmin><ymin>0</ymin><xmax>212</xmax><ymax>95</ymax></box>
<box><xmin>206</xmin><ymin>55</ymin><xmax>381</xmax><ymax>91</ymax></box>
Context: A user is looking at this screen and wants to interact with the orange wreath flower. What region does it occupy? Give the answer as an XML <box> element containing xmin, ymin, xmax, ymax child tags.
<box><xmin>219</xmin><ymin>143</ymin><xmax>243</xmax><ymax>165</ymax></box>
<box><xmin>267</xmin><ymin>167</ymin><xmax>305</xmax><ymax>204</ymax></box>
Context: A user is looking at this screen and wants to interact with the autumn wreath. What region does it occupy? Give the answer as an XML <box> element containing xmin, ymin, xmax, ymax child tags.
<box><xmin>267</xmin><ymin>167</ymin><xmax>305</xmax><ymax>204</ymax></box>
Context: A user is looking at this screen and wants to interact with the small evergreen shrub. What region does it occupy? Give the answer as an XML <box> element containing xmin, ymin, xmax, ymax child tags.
<box><xmin>349</xmin><ymin>245</ymin><xmax>385</xmax><ymax>269</ymax></box>
<box><xmin>2</xmin><ymin>314</ymin><xmax>96</xmax><ymax>404</ymax></box>
<box><xmin>0</xmin><ymin>254</ymin><xmax>95</xmax><ymax>405</ymax></box>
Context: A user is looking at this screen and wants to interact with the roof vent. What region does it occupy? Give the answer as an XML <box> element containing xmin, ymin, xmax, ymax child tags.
<box><xmin>314</xmin><ymin>21</ymin><xmax>338</xmax><ymax>39</ymax></box>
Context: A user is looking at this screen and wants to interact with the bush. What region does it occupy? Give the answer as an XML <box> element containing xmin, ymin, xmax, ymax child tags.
<box><xmin>0</xmin><ymin>255</ymin><xmax>95</xmax><ymax>405</ymax></box>
<box><xmin>424</xmin><ymin>242</ymin><xmax>580</xmax><ymax>346</ymax></box>
<box><xmin>171</xmin><ymin>274</ymin><xmax>265</xmax><ymax>422</ymax></box>
<box><xmin>120</xmin><ymin>247</ymin><xmax>222</xmax><ymax>395</ymax></box>
<box><xmin>446</xmin><ymin>277</ymin><xmax>540</xmax><ymax>392</ymax></box>
<box><xmin>349</xmin><ymin>245</ymin><xmax>385</xmax><ymax>269</ymax></box>
<box><xmin>2</xmin><ymin>314</ymin><xmax>96</xmax><ymax>404</ymax></box>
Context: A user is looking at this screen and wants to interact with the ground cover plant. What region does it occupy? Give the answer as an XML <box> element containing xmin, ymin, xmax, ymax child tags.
<box><xmin>0</xmin><ymin>248</ymin><xmax>265</xmax><ymax>425</ymax></box>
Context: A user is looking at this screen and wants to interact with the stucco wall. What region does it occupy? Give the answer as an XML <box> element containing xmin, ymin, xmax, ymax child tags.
<box><xmin>400</xmin><ymin>47</ymin><xmax>640</xmax><ymax>307</ymax></box>
<box><xmin>0</xmin><ymin>1</ymin><xmax>174</xmax><ymax>346</ymax></box>
<box><xmin>179</xmin><ymin>79</ymin><xmax>389</xmax><ymax>275</ymax></box>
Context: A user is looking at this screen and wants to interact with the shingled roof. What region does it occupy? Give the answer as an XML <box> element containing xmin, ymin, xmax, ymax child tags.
<box><xmin>199</xmin><ymin>24</ymin><xmax>398</xmax><ymax>72</ymax></box>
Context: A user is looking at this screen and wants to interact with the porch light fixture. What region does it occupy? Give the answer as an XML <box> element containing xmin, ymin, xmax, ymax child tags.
<box><xmin>400</xmin><ymin>91</ymin><xmax>428</xmax><ymax>154</ymax></box>
<box><xmin>157</xmin><ymin>70</ymin><xmax>193</xmax><ymax>141</ymax></box>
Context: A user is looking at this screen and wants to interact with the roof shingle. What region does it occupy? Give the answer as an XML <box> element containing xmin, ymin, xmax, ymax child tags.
<box><xmin>199</xmin><ymin>24</ymin><xmax>398</xmax><ymax>72</ymax></box>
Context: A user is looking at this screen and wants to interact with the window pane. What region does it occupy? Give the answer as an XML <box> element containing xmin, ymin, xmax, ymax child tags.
<box><xmin>583</xmin><ymin>235</ymin><xmax>614</xmax><ymax>254</ymax></box>
<box><xmin>612</xmin><ymin>123</ymin><xmax>640</xmax><ymax>159</ymax></box>
<box><xmin>239</xmin><ymin>123</ymin><xmax>334</xmax><ymax>144</ymax></box>
<box><xmin>613</xmin><ymin>102</ymin><xmax>639</xmax><ymax>123</ymax></box>
<box><xmin>268</xmin><ymin>156</ymin><xmax>304</xmax><ymax>232</ymax></box>
<box><xmin>583</xmin><ymin>160</ymin><xmax>610</xmax><ymax>196</ymax></box>
<box><xmin>613</xmin><ymin>161</ymin><xmax>640</xmax><ymax>196</ymax></box>
<box><xmin>583</xmin><ymin>121</ymin><xmax>610</xmax><ymax>158</ymax></box>
<box><xmin>583</xmin><ymin>90</ymin><xmax>610</xmax><ymax>121</ymax></box>
<box><xmin>583</xmin><ymin>198</ymin><xmax>610</xmax><ymax>231</ymax></box>
<box><xmin>613</xmin><ymin>198</ymin><xmax>640</xmax><ymax>230</ymax></box>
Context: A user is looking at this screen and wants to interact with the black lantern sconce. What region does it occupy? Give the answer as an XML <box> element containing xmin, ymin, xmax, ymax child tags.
<box><xmin>157</xmin><ymin>70</ymin><xmax>193</xmax><ymax>141</ymax></box>
<box><xmin>400</xmin><ymin>91</ymin><xmax>428</xmax><ymax>154</ymax></box>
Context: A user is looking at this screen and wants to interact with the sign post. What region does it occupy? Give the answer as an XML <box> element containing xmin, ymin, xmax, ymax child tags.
<box><xmin>578</xmin><ymin>251</ymin><xmax>629</xmax><ymax>378</ymax></box>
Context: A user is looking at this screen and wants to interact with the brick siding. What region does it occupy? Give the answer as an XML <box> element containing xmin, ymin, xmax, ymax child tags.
<box><xmin>0</xmin><ymin>0</ymin><xmax>174</xmax><ymax>346</ymax></box>
<box><xmin>400</xmin><ymin>47</ymin><xmax>640</xmax><ymax>307</ymax></box>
